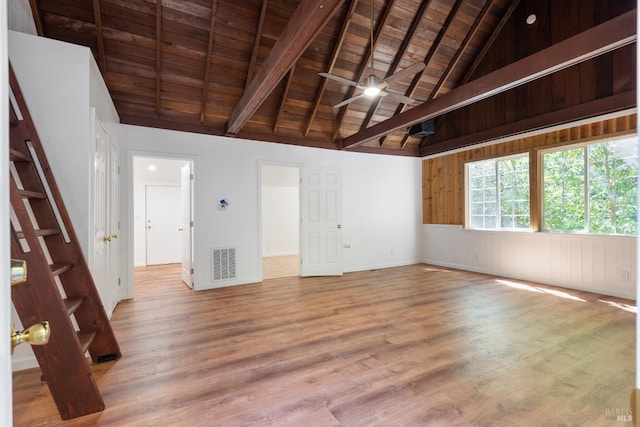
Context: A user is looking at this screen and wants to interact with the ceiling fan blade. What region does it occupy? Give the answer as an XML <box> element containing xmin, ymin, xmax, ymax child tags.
<box><xmin>384</xmin><ymin>62</ymin><xmax>426</xmax><ymax>85</ymax></box>
<box><xmin>382</xmin><ymin>90</ymin><xmax>419</xmax><ymax>105</ymax></box>
<box><xmin>333</xmin><ymin>93</ymin><xmax>367</xmax><ymax>108</ymax></box>
<box><xmin>319</xmin><ymin>72</ymin><xmax>361</xmax><ymax>88</ymax></box>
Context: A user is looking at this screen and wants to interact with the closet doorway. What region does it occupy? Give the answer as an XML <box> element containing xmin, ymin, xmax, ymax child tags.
<box><xmin>261</xmin><ymin>164</ymin><xmax>300</xmax><ymax>279</ymax></box>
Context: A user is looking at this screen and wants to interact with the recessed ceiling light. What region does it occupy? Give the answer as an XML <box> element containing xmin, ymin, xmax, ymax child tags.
<box><xmin>148</xmin><ymin>165</ymin><xmax>157</xmax><ymax>171</ymax></box>
<box><xmin>526</xmin><ymin>14</ymin><xmax>537</xmax><ymax>25</ymax></box>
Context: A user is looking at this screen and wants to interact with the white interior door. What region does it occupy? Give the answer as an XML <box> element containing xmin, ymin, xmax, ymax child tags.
<box><xmin>93</xmin><ymin>117</ymin><xmax>108</xmax><ymax>307</ymax></box>
<box><xmin>146</xmin><ymin>185</ymin><xmax>181</xmax><ymax>265</ymax></box>
<box><xmin>300</xmin><ymin>168</ymin><xmax>343</xmax><ymax>276</ymax></box>
<box><xmin>108</xmin><ymin>144</ymin><xmax>121</xmax><ymax>309</ymax></box>
<box><xmin>180</xmin><ymin>163</ymin><xmax>193</xmax><ymax>287</ymax></box>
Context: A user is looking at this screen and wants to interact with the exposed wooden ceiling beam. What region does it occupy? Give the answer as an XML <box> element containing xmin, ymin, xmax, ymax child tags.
<box><xmin>305</xmin><ymin>0</ymin><xmax>359</xmax><ymax>137</ymax></box>
<box><xmin>155</xmin><ymin>0</ymin><xmax>162</xmax><ymax>117</ymax></box>
<box><xmin>359</xmin><ymin>0</ymin><xmax>433</xmax><ymax>133</ymax></box>
<box><xmin>274</xmin><ymin>64</ymin><xmax>296</xmax><ymax>133</ymax></box>
<box><xmin>199</xmin><ymin>0</ymin><xmax>220</xmax><ymax>124</ymax></box>
<box><xmin>430</xmin><ymin>0</ymin><xmax>497</xmax><ymax>101</ymax></box>
<box><xmin>400</xmin><ymin>0</ymin><xmax>496</xmax><ymax>149</ymax></box>
<box><xmin>92</xmin><ymin>0</ymin><xmax>107</xmax><ymax>73</ymax></box>
<box><xmin>226</xmin><ymin>0</ymin><xmax>345</xmax><ymax>136</ymax></box>
<box><xmin>244</xmin><ymin>0</ymin><xmax>269</xmax><ymax>92</ymax></box>
<box><xmin>332</xmin><ymin>0</ymin><xmax>398</xmax><ymax>141</ymax></box>
<box><xmin>349</xmin><ymin>144</ymin><xmax>419</xmax><ymax>157</ymax></box>
<box><xmin>28</xmin><ymin>0</ymin><xmax>43</xmax><ymax>36</ymax></box>
<box><xmin>461</xmin><ymin>0</ymin><xmax>520</xmax><ymax>85</ymax></box>
<box><xmin>120</xmin><ymin>114</ymin><xmax>340</xmax><ymax>151</ymax></box>
<box><xmin>419</xmin><ymin>91</ymin><xmax>636</xmax><ymax>156</ymax></box>
<box><xmin>341</xmin><ymin>10</ymin><xmax>636</xmax><ymax>150</ymax></box>
<box><xmin>378</xmin><ymin>0</ymin><xmax>464</xmax><ymax>147</ymax></box>
<box><xmin>416</xmin><ymin>0</ymin><xmax>519</xmax><ymax>147</ymax></box>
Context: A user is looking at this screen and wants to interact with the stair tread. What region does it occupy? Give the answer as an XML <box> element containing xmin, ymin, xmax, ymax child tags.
<box><xmin>50</xmin><ymin>262</ymin><xmax>73</xmax><ymax>277</ymax></box>
<box><xmin>9</xmin><ymin>148</ymin><xmax>30</xmax><ymax>162</ymax></box>
<box><xmin>15</xmin><ymin>228</ymin><xmax>60</xmax><ymax>239</ymax></box>
<box><xmin>18</xmin><ymin>189</ymin><xmax>46</xmax><ymax>199</ymax></box>
<box><xmin>36</xmin><ymin>229</ymin><xmax>59</xmax><ymax>236</ymax></box>
<box><xmin>63</xmin><ymin>297</ymin><xmax>84</xmax><ymax>315</ymax></box>
<box><xmin>77</xmin><ymin>330</ymin><xmax>97</xmax><ymax>354</ymax></box>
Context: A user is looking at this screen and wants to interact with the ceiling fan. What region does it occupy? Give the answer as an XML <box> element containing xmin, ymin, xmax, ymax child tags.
<box><xmin>320</xmin><ymin>0</ymin><xmax>425</xmax><ymax>109</ymax></box>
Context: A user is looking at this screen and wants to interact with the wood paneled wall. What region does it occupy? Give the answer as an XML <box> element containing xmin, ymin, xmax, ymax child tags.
<box><xmin>422</xmin><ymin>114</ymin><xmax>637</xmax><ymax>224</ymax></box>
<box><xmin>421</xmin><ymin>0</ymin><xmax>636</xmax><ymax>146</ymax></box>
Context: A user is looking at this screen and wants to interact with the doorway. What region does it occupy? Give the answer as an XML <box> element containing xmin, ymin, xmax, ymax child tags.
<box><xmin>260</xmin><ymin>164</ymin><xmax>300</xmax><ymax>279</ymax></box>
<box><xmin>133</xmin><ymin>156</ymin><xmax>193</xmax><ymax>289</ymax></box>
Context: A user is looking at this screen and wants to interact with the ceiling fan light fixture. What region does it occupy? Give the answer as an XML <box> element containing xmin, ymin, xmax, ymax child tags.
<box><xmin>363</xmin><ymin>74</ymin><xmax>381</xmax><ymax>97</ymax></box>
<box><xmin>364</xmin><ymin>86</ymin><xmax>381</xmax><ymax>97</ymax></box>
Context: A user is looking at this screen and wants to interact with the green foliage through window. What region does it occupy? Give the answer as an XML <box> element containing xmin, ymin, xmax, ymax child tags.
<box><xmin>468</xmin><ymin>154</ymin><xmax>530</xmax><ymax>230</ymax></box>
<box><xmin>542</xmin><ymin>137</ymin><xmax>638</xmax><ymax>235</ymax></box>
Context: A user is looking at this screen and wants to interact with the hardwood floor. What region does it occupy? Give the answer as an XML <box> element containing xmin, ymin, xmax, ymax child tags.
<box><xmin>12</xmin><ymin>264</ymin><xmax>635</xmax><ymax>426</ymax></box>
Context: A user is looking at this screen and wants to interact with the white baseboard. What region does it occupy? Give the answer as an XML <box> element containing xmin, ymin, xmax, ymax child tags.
<box><xmin>423</xmin><ymin>258</ymin><xmax>636</xmax><ymax>300</ymax></box>
<box><xmin>11</xmin><ymin>354</ymin><xmax>38</xmax><ymax>372</ymax></box>
<box><xmin>262</xmin><ymin>252</ymin><xmax>299</xmax><ymax>257</ymax></box>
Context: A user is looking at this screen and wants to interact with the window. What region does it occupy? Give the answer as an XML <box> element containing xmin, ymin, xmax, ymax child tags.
<box><xmin>542</xmin><ymin>137</ymin><xmax>638</xmax><ymax>235</ymax></box>
<box><xmin>467</xmin><ymin>154</ymin><xmax>530</xmax><ymax>230</ymax></box>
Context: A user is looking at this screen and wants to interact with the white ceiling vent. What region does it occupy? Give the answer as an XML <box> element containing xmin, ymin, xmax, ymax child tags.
<box><xmin>211</xmin><ymin>247</ymin><xmax>237</xmax><ymax>282</ymax></box>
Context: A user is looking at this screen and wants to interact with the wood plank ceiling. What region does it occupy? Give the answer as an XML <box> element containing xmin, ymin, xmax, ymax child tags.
<box><xmin>27</xmin><ymin>0</ymin><xmax>636</xmax><ymax>157</ymax></box>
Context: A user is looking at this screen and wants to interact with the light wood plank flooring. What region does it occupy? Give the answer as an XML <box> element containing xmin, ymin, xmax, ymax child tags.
<box><xmin>12</xmin><ymin>264</ymin><xmax>635</xmax><ymax>426</ymax></box>
<box><xmin>262</xmin><ymin>255</ymin><xmax>299</xmax><ymax>280</ymax></box>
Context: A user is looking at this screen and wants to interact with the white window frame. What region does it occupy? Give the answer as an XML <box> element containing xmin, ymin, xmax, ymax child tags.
<box><xmin>465</xmin><ymin>153</ymin><xmax>530</xmax><ymax>231</ymax></box>
<box><xmin>540</xmin><ymin>135</ymin><xmax>638</xmax><ymax>236</ymax></box>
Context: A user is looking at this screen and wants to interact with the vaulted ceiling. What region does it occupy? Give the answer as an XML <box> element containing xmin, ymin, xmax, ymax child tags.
<box><xmin>27</xmin><ymin>0</ymin><xmax>636</xmax><ymax>156</ymax></box>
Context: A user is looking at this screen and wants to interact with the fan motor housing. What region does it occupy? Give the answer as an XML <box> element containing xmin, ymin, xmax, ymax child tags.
<box><xmin>409</xmin><ymin>119</ymin><xmax>435</xmax><ymax>137</ymax></box>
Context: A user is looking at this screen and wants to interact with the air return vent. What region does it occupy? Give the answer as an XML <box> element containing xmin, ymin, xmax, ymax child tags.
<box><xmin>211</xmin><ymin>247</ymin><xmax>237</xmax><ymax>281</ymax></box>
<box><xmin>408</xmin><ymin>119</ymin><xmax>435</xmax><ymax>137</ymax></box>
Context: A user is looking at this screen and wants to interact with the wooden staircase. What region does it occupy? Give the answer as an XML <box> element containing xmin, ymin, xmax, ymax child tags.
<box><xmin>8</xmin><ymin>65</ymin><xmax>121</xmax><ymax>420</ymax></box>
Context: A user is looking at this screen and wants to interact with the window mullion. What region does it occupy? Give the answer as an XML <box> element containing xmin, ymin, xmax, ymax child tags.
<box><xmin>495</xmin><ymin>160</ymin><xmax>500</xmax><ymax>229</ymax></box>
<box><xmin>584</xmin><ymin>146</ymin><xmax>589</xmax><ymax>233</ymax></box>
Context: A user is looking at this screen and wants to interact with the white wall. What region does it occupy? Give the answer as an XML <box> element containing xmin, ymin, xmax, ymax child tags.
<box><xmin>121</xmin><ymin>125</ymin><xmax>423</xmax><ymax>294</ymax></box>
<box><xmin>261</xmin><ymin>165</ymin><xmax>299</xmax><ymax>257</ymax></box>
<box><xmin>9</xmin><ymin>31</ymin><xmax>92</xmax><ymax>255</ymax></box>
<box><xmin>8</xmin><ymin>0</ymin><xmax>36</xmax><ymax>35</ymax></box>
<box><xmin>422</xmin><ymin>224</ymin><xmax>636</xmax><ymax>299</ymax></box>
<box><xmin>89</xmin><ymin>58</ymin><xmax>119</xmax><ymax>150</ymax></box>
<box><xmin>8</xmin><ymin>31</ymin><xmax>119</xmax><ymax>259</ymax></box>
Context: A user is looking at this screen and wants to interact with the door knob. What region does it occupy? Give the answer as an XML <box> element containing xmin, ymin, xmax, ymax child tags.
<box><xmin>11</xmin><ymin>259</ymin><xmax>27</xmax><ymax>286</ymax></box>
<box><xmin>103</xmin><ymin>235</ymin><xmax>112</xmax><ymax>242</ymax></box>
<box><xmin>11</xmin><ymin>321</ymin><xmax>50</xmax><ymax>355</ymax></box>
<box><xmin>337</xmin><ymin>224</ymin><xmax>342</xmax><ymax>229</ymax></box>
<box><xmin>146</xmin><ymin>225</ymin><xmax>152</xmax><ymax>229</ymax></box>
<box><xmin>111</xmin><ymin>234</ymin><xmax>119</xmax><ymax>239</ymax></box>
<box><xmin>178</xmin><ymin>227</ymin><xmax>184</xmax><ymax>232</ymax></box>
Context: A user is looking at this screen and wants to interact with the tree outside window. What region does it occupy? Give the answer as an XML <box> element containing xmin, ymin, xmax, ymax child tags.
<box><xmin>542</xmin><ymin>137</ymin><xmax>637</xmax><ymax>235</ymax></box>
